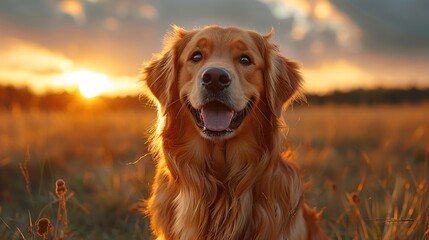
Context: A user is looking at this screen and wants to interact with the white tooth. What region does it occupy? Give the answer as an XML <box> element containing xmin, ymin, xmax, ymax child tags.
<box><xmin>226</xmin><ymin>128</ymin><xmax>232</xmax><ymax>132</ymax></box>
<box><xmin>203</xmin><ymin>127</ymin><xmax>207</xmax><ymax>131</ymax></box>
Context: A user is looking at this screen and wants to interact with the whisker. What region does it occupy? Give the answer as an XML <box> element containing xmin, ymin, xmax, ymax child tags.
<box><xmin>160</xmin><ymin>96</ymin><xmax>187</xmax><ymax>118</ymax></box>
<box><xmin>246</xmin><ymin>98</ymin><xmax>271</xmax><ymax>124</ymax></box>
<box><xmin>243</xmin><ymin>98</ymin><xmax>267</xmax><ymax>138</ymax></box>
<box><xmin>175</xmin><ymin>104</ymin><xmax>186</xmax><ymax>120</ymax></box>
<box><xmin>167</xmin><ymin>96</ymin><xmax>186</xmax><ymax>111</ymax></box>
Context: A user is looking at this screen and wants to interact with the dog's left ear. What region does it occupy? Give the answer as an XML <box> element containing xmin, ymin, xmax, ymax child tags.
<box><xmin>261</xmin><ymin>31</ymin><xmax>302</xmax><ymax>117</ymax></box>
<box><xmin>142</xmin><ymin>26</ymin><xmax>188</xmax><ymax>114</ymax></box>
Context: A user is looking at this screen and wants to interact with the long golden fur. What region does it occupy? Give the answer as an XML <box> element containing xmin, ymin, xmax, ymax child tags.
<box><xmin>142</xmin><ymin>25</ymin><xmax>327</xmax><ymax>240</ymax></box>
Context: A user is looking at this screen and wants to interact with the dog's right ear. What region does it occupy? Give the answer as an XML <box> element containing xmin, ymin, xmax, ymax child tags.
<box><xmin>142</xmin><ymin>26</ymin><xmax>188</xmax><ymax>114</ymax></box>
<box><xmin>262</xmin><ymin>30</ymin><xmax>302</xmax><ymax>118</ymax></box>
<box><xmin>249</xmin><ymin>29</ymin><xmax>303</xmax><ymax>118</ymax></box>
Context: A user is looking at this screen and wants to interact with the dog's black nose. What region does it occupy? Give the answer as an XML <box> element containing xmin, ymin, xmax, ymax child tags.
<box><xmin>201</xmin><ymin>67</ymin><xmax>231</xmax><ymax>91</ymax></box>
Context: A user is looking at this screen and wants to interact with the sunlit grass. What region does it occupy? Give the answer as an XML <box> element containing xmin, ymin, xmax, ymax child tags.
<box><xmin>0</xmin><ymin>103</ymin><xmax>428</xmax><ymax>239</ymax></box>
<box><xmin>0</xmin><ymin>108</ymin><xmax>155</xmax><ymax>239</ymax></box>
<box><xmin>286</xmin><ymin>103</ymin><xmax>429</xmax><ymax>239</ymax></box>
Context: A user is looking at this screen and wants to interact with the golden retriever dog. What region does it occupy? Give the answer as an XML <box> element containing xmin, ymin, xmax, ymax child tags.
<box><xmin>142</xmin><ymin>25</ymin><xmax>327</xmax><ymax>240</ymax></box>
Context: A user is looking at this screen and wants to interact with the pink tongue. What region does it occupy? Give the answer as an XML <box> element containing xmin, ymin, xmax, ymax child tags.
<box><xmin>201</xmin><ymin>103</ymin><xmax>234</xmax><ymax>132</ymax></box>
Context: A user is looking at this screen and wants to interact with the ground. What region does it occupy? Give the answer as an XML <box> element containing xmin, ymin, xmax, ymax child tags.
<box><xmin>0</xmin><ymin>103</ymin><xmax>428</xmax><ymax>239</ymax></box>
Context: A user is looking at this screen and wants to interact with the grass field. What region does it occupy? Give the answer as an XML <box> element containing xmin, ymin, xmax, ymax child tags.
<box><xmin>0</xmin><ymin>103</ymin><xmax>428</xmax><ymax>239</ymax></box>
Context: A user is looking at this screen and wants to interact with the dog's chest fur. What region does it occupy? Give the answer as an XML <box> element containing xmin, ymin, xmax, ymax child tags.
<box><xmin>149</xmin><ymin>135</ymin><xmax>305</xmax><ymax>240</ymax></box>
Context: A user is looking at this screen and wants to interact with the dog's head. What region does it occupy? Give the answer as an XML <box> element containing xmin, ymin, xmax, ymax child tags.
<box><xmin>143</xmin><ymin>26</ymin><xmax>302</xmax><ymax>140</ymax></box>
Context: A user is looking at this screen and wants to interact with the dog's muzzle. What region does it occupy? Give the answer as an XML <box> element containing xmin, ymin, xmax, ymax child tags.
<box><xmin>184</xmin><ymin>67</ymin><xmax>253</xmax><ymax>138</ymax></box>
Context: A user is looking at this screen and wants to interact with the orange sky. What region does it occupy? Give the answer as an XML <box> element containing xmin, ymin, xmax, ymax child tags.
<box><xmin>1</xmin><ymin>0</ymin><xmax>428</xmax><ymax>97</ymax></box>
<box><xmin>0</xmin><ymin>37</ymin><xmax>142</xmax><ymax>97</ymax></box>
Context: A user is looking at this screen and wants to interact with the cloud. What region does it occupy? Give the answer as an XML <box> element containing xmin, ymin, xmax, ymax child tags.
<box><xmin>303</xmin><ymin>60</ymin><xmax>371</xmax><ymax>93</ymax></box>
<box><xmin>0</xmin><ymin>0</ymin><xmax>284</xmax><ymax>75</ymax></box>
<box><xmin>57</xmin><ymin>0</ymin><xmax>85</xmax><ymax>24</ymax></box>
<box><xmin>0</xmin><ymin>0</ymin><xmax>428</xmax><ymax>94</ymax></box>
<box><xmin>0</xmin><ymin>0</ymin><xmax>57</xmax><ymax>25</ymax></box>
<box><xmin>0</xmin><ymin>38</ymin><xmax>74</xmax><ymax>92</ymax></box>
<box><xmin>0</xmin><ymin>38</ymin><xmax>73</xmax><ymax>74</ymax></box>
<box><xmin>260</xmin><ymin>0</ymin><xmax>362</xmax><ymax>62</ymax></box>
<box><xmin>330</xmin><ymin>0</ymin><xmax>429</xmax><ymax>54</ymax></box>
<box><xmin>0</xmin><ymin>38</ymin><xmax>141</xmax><ymax>96</ymax></box>
<box><xmin>138</xmin><ymin>4</ymin><xmax>159</xmax><ymax>20</ymax></box>
<box><xmin>303</xmin><ymin>57</ymin><xmax>429</xmax><ymax>93</ymax></box>
<box><xmin>260</xmin><ymin>0</ymin><xmax>429</xmax><ymax>91</ymax></box>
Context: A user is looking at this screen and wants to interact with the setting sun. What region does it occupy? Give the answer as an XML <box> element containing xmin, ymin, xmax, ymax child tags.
<box><xmin>64</xmin><ymin>70</ymin><xmax>112</xmax><ymax>98</ymax></box>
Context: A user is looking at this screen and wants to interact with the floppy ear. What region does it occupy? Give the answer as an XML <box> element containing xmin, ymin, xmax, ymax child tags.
<box><xmin>265</xmin><ymin>43</ymin><xmax>303</xmax><ymax>118</ymax></box>
<box><xmin>142</xmin><ymin>26</ymin><xmax>187</xmax><ymax>114</ymax></box>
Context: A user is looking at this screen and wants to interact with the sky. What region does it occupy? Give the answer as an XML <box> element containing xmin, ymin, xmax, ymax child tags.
<box><xmin>1</xmin><ymin>0</ymin><xmax>429</xmax><ymax>96</ymax></box>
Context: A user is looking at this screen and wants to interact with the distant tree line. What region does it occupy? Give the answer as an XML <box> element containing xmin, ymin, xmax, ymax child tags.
<box><xmin>0</xmin><ymin>85</ymin><xmax>149</xmax><ymax>111</ymax></box>
<box><xmin>306</xmin><ymin>87</ymin><xmax>429</xmax><ymax>105</ymax></box>
<box><xmin>1</xmin><ymin>85</ymin><xmax>428</xmax><ymax>111</ymax></box>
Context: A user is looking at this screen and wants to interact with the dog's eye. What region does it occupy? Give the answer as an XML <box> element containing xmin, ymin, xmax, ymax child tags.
<box><xmin>191</xmin><ymin>51</ymin><xmax>203</xmax><ymax>63</ymax></box>
<box><xmin>239</xmin><ymin>55</ymin><xmax>252</xmax><ymax>66</ymax></box>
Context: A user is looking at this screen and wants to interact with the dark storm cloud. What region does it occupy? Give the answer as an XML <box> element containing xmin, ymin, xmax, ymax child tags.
<box><xmin>151</xmin><ymin>0</ymin><xmax>277</xmax><ymax>29</ymax></box>
<box><xmin>145</xmin><ymin>0</ymin><xmax>301</xmax><ymax>56</ymax></box>
<box><xmin>330</xmin><ymin>0</ymin><xmax>429</xmax><ymax>54</ymax></box>
<box><xmin>0</xmin><ymin>0</ymin><xmax>297</xmax><ymax>75</ymax></box>
<box><xmin>2</xmin><ymin>0</ymin><xmax>429</xmax><ymax>59</ymax></box>
<box><xmin>0</xmin><ymin>0</ymin><xmax>56</xmax><ymax>25</ymax></box>
<box><xmin>1</xmin><ymin>0</ymin><xmax>428</xmax><ymax>92</ymax></box>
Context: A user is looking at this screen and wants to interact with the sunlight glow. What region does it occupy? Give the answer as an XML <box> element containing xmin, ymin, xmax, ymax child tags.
<box><xmin>58</xmin><ymin>0</ymin><xmax>85</xmax><ymax>23</ymax></box>
<box><xmin>64</xmin><ymin>70</ymin><xmax>112</xmax><ymax>98</ymax></box>
<box><xmin>139</xmin><ymin>4</ymin><xmax>159</xmax><ymax>20</ymax></box>
<box><xmin>303</xmin><ymin>60</ymin><xmax>371</xmax><ymax>93</ymax></box>
<box><xmin>314</xmin><ymin>2</ymin><xmax>332</xmax><ymax>19</ymax></box>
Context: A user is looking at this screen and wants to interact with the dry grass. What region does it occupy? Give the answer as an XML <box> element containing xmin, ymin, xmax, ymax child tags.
<box><xmin>286</xmin><ymin>103</ymin><xmax>429</xmax><ymax>239</ymax></box>
<box><xmin>0</xmin><ymin>107</ymin><xmax>154</xmax><ymax>239</ymax></box>
<box><xmin>0</xmin><ymin>103</ymin><xmax>428</xmax><ymax>239</ymax></box>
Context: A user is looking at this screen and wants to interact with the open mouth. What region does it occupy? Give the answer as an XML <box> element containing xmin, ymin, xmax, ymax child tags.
<box><xmin>185</xmin><ymin>100</ymin><xmax>253</xmax><ymax>138</ymax></box>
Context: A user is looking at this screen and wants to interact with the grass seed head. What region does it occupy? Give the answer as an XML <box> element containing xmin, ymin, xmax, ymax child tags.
<box><xmin>36</xmin><ymin>218</ymin><xmax>52</xmax><ymax>238</ymax></box>
<box><xmin>346</xmin><ymin>191</ymin><xmax>360</xmax><ymax>206</ymax></box>
<box><xmin>350</xmin><ymin>192</ymin><xmax>360</xmax><ymax>205</ymax></box>
<box><xmin>56</xmin><ymin>179</ymin><xmax>67</xmax><ymax>197</ymax></box>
